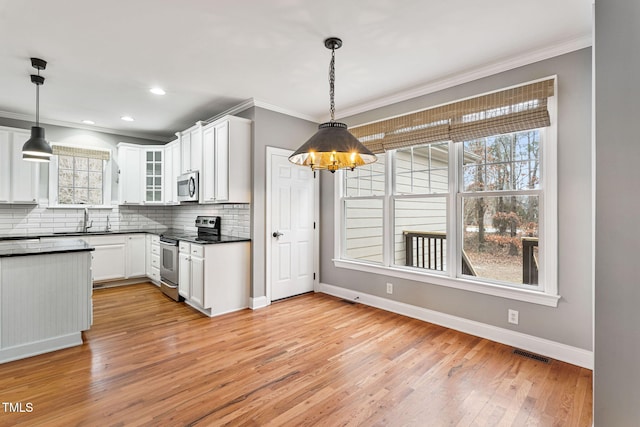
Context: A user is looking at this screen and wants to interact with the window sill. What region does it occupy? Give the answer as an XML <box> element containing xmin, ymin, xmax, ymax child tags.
<box><xmin>332</xmin><ymin>258</ymin><xmax>560</xmax><ymax>307</ymax></box>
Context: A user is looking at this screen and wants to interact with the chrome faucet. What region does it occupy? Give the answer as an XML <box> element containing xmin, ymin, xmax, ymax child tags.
<box><xmin>83</xmin><ymin>207</ymin><xmax>93</xmax><ymax>233</ymax></box>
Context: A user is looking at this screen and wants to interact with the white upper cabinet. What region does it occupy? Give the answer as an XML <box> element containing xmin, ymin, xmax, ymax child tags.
<box><xmin>179</xmin><ymin>122</ymin><xmax>203</xmax><ymax>174</ymax></box>
<box><xmin>0</xmin><ymin>128</ymin><xmax>39</xmax><ymax>204</ymax></box>
<box><xmin>118</xmin><ymin>143</ymin><xmax>165</xmax><ymax>205</ymax></box>
<box><xmin>143</xmin><ymin>147</ymin><xmax>163</xmax><ymax>203</ymax></box>
<box><xmin>117</xmin><ymin>143</ymin><xmax>142</xmax><ymax>204</ymax></box>
<box><xmin>201</xmin><ymin>116</ymin><xmax>251</xmax><ymax>204</ymax></box>
<box><xmin>163</xmin><ymin>139</ymin><xmax>180</xmax><ymax>204</ymax></box>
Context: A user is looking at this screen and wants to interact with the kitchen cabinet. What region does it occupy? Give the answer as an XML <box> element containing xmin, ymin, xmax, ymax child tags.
<box><xmin>178</xmin><ymin>242</ymin><xmax>205</xmax><ymax>307</ymax></box>
<box><xmin>178</xmin><ymin>240</ymin><xmax>249</xmax><ymax>316</ymax></box>
<box><xmin>117</xmin><ymin>144</ymin><xmax>142</xmax><ymax>204</ymax></box>
<box><xmin>163</xmin><ymin>139</ymin><xmax>180</xmax><ymax>204</ymax></box>
<box><xmin>89</xmin><ymin>235</ymin><xmax>126</xmax><ymax>281</ymax></box>
<box><xmin>179</xmin><ymin>122</ymin><xmax>203</xmax><ymax>175</ymax></box>
<box><xmin>42</xmin><ymin>234</ymin><xmax>146</xmax><ymax>283</ymax></box>
<box><xmin>0</xmin><ymin>127</ymin><xmax>39</xmax><ymax>204</ymax></box>
<box><xmin>145</xmin><ymin>234</ymin><xmax>160</xmax><ymax>284</ymax></box>
<box><xmin>143</xmin><ymin>148</ymin><xmax>163</xmax><ymax>203</ymax></box>
<box><xmin>118</xmin><ymin>143</ymin><xmax>165</xmax><ymax>205</ymax></box>
<box><xmin>201</xmin><ymin>116</ymin><xmax>251</xmax><ymax>204</ymax></box>
<box><xmin>125</xmin><ymin>234</ymin><xmax>146</xmax><ymax>278</ymax></box>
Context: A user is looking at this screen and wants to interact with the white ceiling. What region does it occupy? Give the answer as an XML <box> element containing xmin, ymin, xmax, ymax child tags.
<box><xmin>0</xmin><ymin>0</ymin><xmax>592</xmax><ymax>141</ymax></box>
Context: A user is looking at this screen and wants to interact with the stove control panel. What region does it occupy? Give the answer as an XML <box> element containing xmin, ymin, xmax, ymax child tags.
<box><xmin>195</xmin><ymin>216</ymin><xmax>221</xmax><ymax>230</ymax></box>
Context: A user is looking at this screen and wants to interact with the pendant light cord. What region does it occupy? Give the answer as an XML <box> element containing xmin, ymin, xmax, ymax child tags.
<box><xmin>35</xmin><ymin>70</ymin><xmax>40</xmax><ymax>127</ymax></box>
<box><xmin>329</xmin><ymin>45</ymin><xmax>335</xmax><ymax>122</ymax></box>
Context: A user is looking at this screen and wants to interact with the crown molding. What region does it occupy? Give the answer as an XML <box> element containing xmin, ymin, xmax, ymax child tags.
<box><xmin>334</xmin><ymin>35</ymin><xmax>593</xmax><ymax>121</ymax></box>
<box><xmin>0</xmin><ymin>110</ymin><xmax>173</xmax><ymax>142</ymax></box>
<box><xmin>204</xmin><ymin>98</ymin><xmax>318</xmax><ymax>125</ymax></box>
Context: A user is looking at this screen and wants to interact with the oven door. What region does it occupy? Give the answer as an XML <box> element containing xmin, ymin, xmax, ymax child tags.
<box><xmin>159</xmin><ymin>242</ymin><xmax>179</xmax><ymax>286</ymax></box>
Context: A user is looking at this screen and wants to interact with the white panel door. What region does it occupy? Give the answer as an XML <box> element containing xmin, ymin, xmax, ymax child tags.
<box><xmin>270</xmin><ymin>152</ymin><xmax>316</xmax><ymax>300</ymax></box>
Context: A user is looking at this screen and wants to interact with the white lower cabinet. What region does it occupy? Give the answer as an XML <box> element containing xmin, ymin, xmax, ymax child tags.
<box><xmin>92</xmin><ymin>242</ymin><xmax>126</xmax><ymax>281</ymax></box>
<box><xmin>177</xmin><ymin>240</ymin><xmax>249</xmax><ymax>316</ymax></box>
<box><xmin>146</xmin><ymin>234</ymin><xmax>160</xmax><ymax>284</ymax></box>
<box><xmin>178</xmin><ymin>242</ymin><xmax>205</xmax><ymax>306</ymax></box>
<box><xmin>125</xmin><ymin>234</ymin><xmax>146</xmax><ymax>278</ymax></box>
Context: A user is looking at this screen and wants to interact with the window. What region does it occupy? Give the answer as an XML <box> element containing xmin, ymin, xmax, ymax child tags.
<box><xmin>343</xmin><ymin>157</ymin><xmax>385</xmax><ymax>263</ymax></box>
<box><xmin>335</xmin><ymin>78</ymin><xmax>558</xmax><ymax>306</ymax></box>
<box><xmin>49</xmin><ymin>145</ymin><xmax>112</xmax><ymax>207</ymax></box>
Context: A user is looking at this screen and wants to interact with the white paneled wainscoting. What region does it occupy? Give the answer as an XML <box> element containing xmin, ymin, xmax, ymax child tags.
<box><xmin>0</xmin><ymin>203</ymin><xmax>250</xmax><ymax>238</ymax></box>
<box><xmin>0</xmin><ymin>251</ymin><xmax>92</xmax><ymax>363</ymax></box>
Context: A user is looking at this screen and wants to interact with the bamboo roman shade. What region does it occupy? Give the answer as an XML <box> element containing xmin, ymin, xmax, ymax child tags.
<box><xmin>52</xmin><ymin>145</ymin><xmax>111</xmax><ymax>160</ymax></box>
<box><xmin>349</xmin><ymin>78</ymin><xmax>555</xmax><ymax>153</ymax></box>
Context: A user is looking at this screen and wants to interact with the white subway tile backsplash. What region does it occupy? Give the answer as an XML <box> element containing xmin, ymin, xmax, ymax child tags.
<box><xmin>0</xmin><ymin>202</ymin><xmax>251</xmax><ymax>238</ymax></box>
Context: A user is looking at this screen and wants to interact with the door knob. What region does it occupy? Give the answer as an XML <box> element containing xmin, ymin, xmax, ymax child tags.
<box><xmin>272</xmin><ymin>231</ymin><xmax>284</xmax><ymax>238</ymax></box>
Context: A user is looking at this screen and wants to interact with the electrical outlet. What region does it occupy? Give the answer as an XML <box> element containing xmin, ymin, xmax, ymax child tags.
<box><xmin>508</xmin><ymin>309</ymin><xmax>519</xmax><ymax>325</ymax></box>
<box><xmin>386</xmin><ymin>282</ymin><xmax>393</xmax><ymax>294</ymax></box>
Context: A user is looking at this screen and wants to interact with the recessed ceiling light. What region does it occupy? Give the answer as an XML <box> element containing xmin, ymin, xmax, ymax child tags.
<box><xmin>150</xmin><ymin>87</ymin><xmax>166</xmax><ymax>95</ymax></box>
<box><xmin>121</xmin><ymin>116</ymin><xmax>134</xmax><ymax>122</ymax></box>
<box><xmin>82</xmin><ymin>120</ymin><xmax>95</xmax><ymax>125</ymax></box>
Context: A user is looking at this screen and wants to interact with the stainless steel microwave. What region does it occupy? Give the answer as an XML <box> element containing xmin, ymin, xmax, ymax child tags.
<box><xmin>177</xmin><ymin>171</ymin><xmax>199</xmax><ymax>202</ymax></box>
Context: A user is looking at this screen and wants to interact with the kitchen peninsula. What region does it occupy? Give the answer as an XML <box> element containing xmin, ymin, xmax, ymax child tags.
<box><xmin>0</xmin><ymin>239</ymin><xmax>94</xmax><ymax>363</ymax></box>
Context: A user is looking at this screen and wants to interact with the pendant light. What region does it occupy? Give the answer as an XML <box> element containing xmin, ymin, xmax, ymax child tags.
<box><xmin>289</xmin><ymin>38</ymin><xmax>376</xmax><ymax>173</ymax></box>
<box><xmin>22</xmin><ymin>57</ymin><xmax>53</xmax><ymax>161</ymax></box>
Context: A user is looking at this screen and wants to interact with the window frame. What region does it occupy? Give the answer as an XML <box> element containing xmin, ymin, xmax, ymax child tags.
<box><xmin>334</xmin><ymin>84</ymin><xmax>558</xmax><ymax>307</ymax></box>
<box><xmin>48</xmin><ymin>144</ymin><xmax>113</xmax><ymax>208</ymax></box>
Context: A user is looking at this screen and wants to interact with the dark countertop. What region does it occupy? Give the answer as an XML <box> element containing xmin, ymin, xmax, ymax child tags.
<box><xmin>0</xmin><ymin>239</ymin><xmax>95</xmax><ymax>258</ymax></box>
<box><xmin>158</xmin><ymin>229</ymin><xmax>251</xmax><ymax>245</ymax></box>
<box><xmin>0</xmin><ymin>229</ymin><xmax>251</xmax><ymax>245</ymax></box>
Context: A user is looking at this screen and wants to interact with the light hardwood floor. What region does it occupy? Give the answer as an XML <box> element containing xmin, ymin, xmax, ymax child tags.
<box><xmin>0</xmin><ymin>283</ymin><xmax>592</xmax><ymax>426</ymax></box>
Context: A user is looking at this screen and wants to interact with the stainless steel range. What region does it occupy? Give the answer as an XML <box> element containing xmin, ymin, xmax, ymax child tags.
<box><xmin>159</xmin><ymin>235</ymin><xmax>180</xmax><ymax>301</ymax></box>
<box><xmin>159</xmin><ymin>216</ymin><xmax>222</xmax><ymax>301</ymax></box>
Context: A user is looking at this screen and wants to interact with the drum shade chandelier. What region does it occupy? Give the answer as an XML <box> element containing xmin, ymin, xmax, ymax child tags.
<box><xmin>22</xmin><ymin>57</ymin><xmax>53</xmax><ymax>162</ymax></box>
<box><xmin>289</xmin><ymin>37</ymin><xmax>376</xmax><ymax>173</ymax></box>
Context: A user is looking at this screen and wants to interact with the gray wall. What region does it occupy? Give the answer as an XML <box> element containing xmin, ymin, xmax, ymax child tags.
<box><xmin>0</xmin><ymin>117</ymin><xmax>165</xmax><ymax>202</ymax></box>
<box><xmin>236</xmin><ymin>107</ymin><xmax>318</xmax><ymax>299</ymax></box>
<box><xmin>320</xmin><ymin>48</ymin><xmax>593</xmax><ymax>350</ymax></box>
<box><xmin>594</xmin><ymin>0</ymin><xmax>640</xmax><ymax>424</ymax></box>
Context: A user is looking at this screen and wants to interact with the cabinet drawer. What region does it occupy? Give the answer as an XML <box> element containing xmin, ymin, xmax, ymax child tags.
<box><xmin>150</xmin><ymin>235</ymin><xmax>160</xmax><ymax>244</ymax></box>
<box><xmin>179</xmin><ymin>241</ymin><xmax>190</xmax><ymax>253</ymax></box>
<box><xmin>151</xmin><ymin>254</ymin><xmax>160</xmax><ymax>268</ymax></box>
<box><xmin>150</xmin><ymin>267</ymin><xmax>160</xmax><ymax>282</ymax></box>
<box><xmin>89</xmin><ymin>235</ymin><xmax>126</xmax><ymax>246</ymax></box>
<box><xmin>151</xmin><ymin>244</ymin><xmax>160</xmax><ymax>256</ymax></box>
<box><xmin>191</xmin><ymin>244</ymin><xmax>204</xmax><ymax>257</ymax></box>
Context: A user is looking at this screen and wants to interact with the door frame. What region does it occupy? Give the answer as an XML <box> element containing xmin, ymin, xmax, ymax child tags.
<box><xmin>265</xmin><ymin>146</ymin><xmax>320</xmax><ymax>305</ymax></box>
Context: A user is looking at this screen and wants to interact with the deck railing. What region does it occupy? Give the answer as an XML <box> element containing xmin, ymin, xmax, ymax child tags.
<box><xmin>404</xmin><ymin>231</ymin><xmax>446</xmax><ymax>271</ymax></box>
<box><xmin>403</xmin><ymin>231</ymin><xmax>538</xmax><ymax>284</ymax></box>
<box><xmin>522</xmin><ymin>237</ymin><xmax>539</xmax><ymax>285</ymax></box>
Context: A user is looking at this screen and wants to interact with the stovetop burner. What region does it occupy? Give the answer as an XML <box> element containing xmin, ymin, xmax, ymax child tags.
<box><xmin>160</xmin><ymin>216</ymin><xmax>222</xmax><ymax>243</ymax></box>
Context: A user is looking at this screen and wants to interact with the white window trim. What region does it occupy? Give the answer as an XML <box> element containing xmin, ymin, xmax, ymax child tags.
<box><xmin>48</xmin><ymin>144</ymin><xmax>113</xmax><ymax>209</ymax></box>
<box><xmin>333</xmin><ymin>79</ymin><xmax>559</xmax><ymax>307</ymax></box>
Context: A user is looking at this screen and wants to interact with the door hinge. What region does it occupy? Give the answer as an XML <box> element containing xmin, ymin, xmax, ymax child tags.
<box><xmin>314</xmin><ymin>171</ymin><xmax>317</xmax><ymax>179</ymax></box>
<box><xmin>313</xmin><ymin>221</ymin><xmax>316</xmax><ymax>229</ymax></box>
<box><xmin>313</xmin><ymin>272</ymin><xmax>316</xmax><ymax>280</ymax></box>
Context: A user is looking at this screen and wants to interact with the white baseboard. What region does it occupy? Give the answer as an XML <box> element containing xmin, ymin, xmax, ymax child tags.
<box><xmin>250</xmin><ymin>296</ymin><xmax>269</xmax><ymax>310</ymax></box>
<box><xmin>319</xmin><ymin>282</ymin><xmax>593</xmax><ymax>369</ymax></box>
<box><xmin>0</xmin><ymin>333</ymin><xmax>83</xmax><ymax>364</ymax></box>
